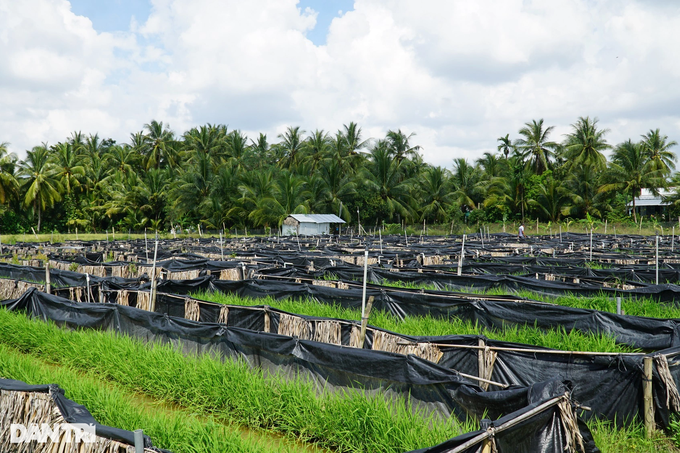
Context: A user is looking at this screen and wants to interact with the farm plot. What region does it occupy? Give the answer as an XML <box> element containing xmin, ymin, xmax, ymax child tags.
<box><xmin>3</xmin><ymin>232</ymin><xmax>680</xmax><ymax>452</ymax></box>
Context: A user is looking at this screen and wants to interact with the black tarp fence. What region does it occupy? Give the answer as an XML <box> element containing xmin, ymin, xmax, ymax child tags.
<box><xmin>407</xmin><ymin>387</ymin><xmax>597</xmax><ymax>453</ymax></box>
<box><xmin>98</xmin><ymin>288</ymin><xmax>680</xmax><ymax>430</ymax></box>
<box><xmin>0</xmin><ymin>378</ymin><xmax>166</xmax><ymax>452</ymax></box>
<box><xmin>0</xmin><ymin>288</ymin><xmax>597</xmax><ymax>453</ymax></box>
<box><xmin>116</xmin><ymin>276</ymin><xmax>680</xmax><ymax>352</ymax></box>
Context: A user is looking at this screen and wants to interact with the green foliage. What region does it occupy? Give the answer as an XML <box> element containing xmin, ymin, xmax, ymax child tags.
<box><xmin>0</xmin><ymin>119</ymin><xmax>675</xmax><ymax>233</ymax></box>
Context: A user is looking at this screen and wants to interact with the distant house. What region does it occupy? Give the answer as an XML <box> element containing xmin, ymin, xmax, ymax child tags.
<box><xmin>282</xmin><ymin>214</ymin><xmax>346</xmax><ymax>236</ymax></box>
<box><xmin>627</xmin><ymin>188</ymin><xmax>674</xmax><ymax>218</ymax></box>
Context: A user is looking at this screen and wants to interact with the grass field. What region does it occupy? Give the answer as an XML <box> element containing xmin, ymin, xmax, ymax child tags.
<box><xmin>0</xmin><ymin>219</ymin><xmax>674</xmax><ymax>244</ymax></box>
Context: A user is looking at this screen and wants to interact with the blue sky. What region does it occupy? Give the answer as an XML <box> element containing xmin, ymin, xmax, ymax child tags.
<box><xmin>69</xmin><ymin>0</ymin><xmax>354</xmax><ymax>45</ymax></box>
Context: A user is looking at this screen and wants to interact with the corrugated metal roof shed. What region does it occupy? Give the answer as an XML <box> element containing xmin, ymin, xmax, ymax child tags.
<box><xmin>628</xmin><ymin>188</ymin><xmax>674</xmax><ymax>207</ymax></box>
<box><xmin>288</xmin><ymin>214</ymin><xmax>346</xmax><ymax>224</ymax></box>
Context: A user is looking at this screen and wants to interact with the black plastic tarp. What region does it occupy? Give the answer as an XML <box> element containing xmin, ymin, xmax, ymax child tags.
<box><xmin>1</xmin><ymin>288</ymin><xmax>593</xmax><ymax>433</ymax></box>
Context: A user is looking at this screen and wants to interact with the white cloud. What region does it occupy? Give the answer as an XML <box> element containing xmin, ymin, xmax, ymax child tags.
<box><xmin>1</xmin><ymin>0</ymin><xmax>679</xmax><ymax>168</ymax></box>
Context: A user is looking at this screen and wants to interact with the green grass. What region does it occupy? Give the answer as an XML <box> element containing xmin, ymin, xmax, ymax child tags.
<box><xmin>588</xmin><ymin>418</ymin><xmax>680</xmax><ymax>453</ymax></box>
<box><xmin>0</xmin><ymin>343</ymin><xmax>306</xmax><ymax>453</ymax></box>
<box><xmin>0</xmin><ymin>308</ymin><xmax>473</xmax><ymax>453</ymax></box>
<box><xmin>193</xmin><ymin>291</ymin><xmax>637</xmax><ymax>353</ymax></box>
<box><xmin>374</xmin><ymin>278</ymin><xmax>680</xmax><ymax>319</ymax></box>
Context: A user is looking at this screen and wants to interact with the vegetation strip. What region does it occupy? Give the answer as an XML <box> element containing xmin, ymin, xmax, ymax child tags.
<box><xmin>0</xmin><ymin>308</ymin><xmax>471</xmax><ymax>453</ymax></box>
<box><xmin>193</xmin><ymin>291</ymin><xmax>637</xmax><ymax>353</ymax></box>
<box><xmin>0</xmin><ymin>343</ymin><xmax>310</xmax><ymax>453</ymax></box>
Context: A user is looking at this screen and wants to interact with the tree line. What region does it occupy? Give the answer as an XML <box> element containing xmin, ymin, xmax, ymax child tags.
<box><xmin>0</xmin><ymin>117</ymin><xmax>677</xmax><ymax>234</ymax></box>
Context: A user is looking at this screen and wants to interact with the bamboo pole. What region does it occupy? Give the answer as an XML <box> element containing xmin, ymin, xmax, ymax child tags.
<box><xmin>478</xmin><ymin>338</ymin><xmax>486</xmax><ymax>387</ymax></box>
<box><xmin>405</xmin><ymin>341</ymin><xmax>645</xmax><ymax>357</ymax></box>
<box><xmin>449</xmin><ymin>396</ymin><xmax>566</xmax><ymax>453</ymax></box>
<box><xmin>643</xmin><ymin>356</ymin><xmax>654</xmax><ymax>438</ymax></box>
<box><xmin>150</xmin><ymin>239</ymin><xmax>159</xmax><ymax>313</ymax></box>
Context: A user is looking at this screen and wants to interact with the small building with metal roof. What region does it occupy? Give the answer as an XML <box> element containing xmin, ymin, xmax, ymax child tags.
<box><xmin>282</xmin><ymin>214</ymin><xmax>346</xmax><ymax>236</ymax></box>
<box><xmin>627</xmin><ymin>188</ymin><xmax>674</xmax><ymax>218</ymax></box>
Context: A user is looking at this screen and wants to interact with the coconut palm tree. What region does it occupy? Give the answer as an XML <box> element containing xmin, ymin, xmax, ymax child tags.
<box><xmin>277</xmin><ymin>126</ymin><xmax>305</xmax><ymax>170</ymax></box>
<box><xmin>562</xmin><ymin>117</ymin><xmax>610</xmax><ymax>170</ymax></box>
<box><xmin>183</xmin><ymin>124</ymin><xmax>228</xmax><ymax>167</ymax></box>
<box><xmin>640</xmin><ymin>128</ymin><xmax>677</xmax><ymax>177</ymax></box>
<box><xmin>362</xmin><ymin>141</ymin><xmax>415</xmax><ymax>223</ymax></box>
<box><xmin>497</xmin><ymin>134</ymin><xmax>513</xmax><ymax>159</ymax></box>
<box><xmin>318</xmin><ymin>160</ymin><xmax>356</xmax><ymax>221</ymax></box>
<box><xmin>19</xmin><ymin>144</ymin><xmax>62</xmax><ymax>231</ymax></box>
<box><xmin>514</xmin><ymin>119</ymin><xmax>558</xmax><ymax>175</ymax></box>
<box><xmin>104</xmin><ymin>144</ymin><xmax>140</xmax><ymax>177</ymax></box>
<box><xmin>51</xmin><ymin>142</ymin><xmax>85</xmax><ymax>196</ymax></box>
<box><xmin>450</xmin><ymin>158</ymin><xmax>484</xmax><ymax>210</ymax></box>
<box><xmin>485</xmin><ymin>155</ymin><xmax>531</xmax><ymax>221</ymax></box>
<box><xmin>302</xmin><ymin>130</ymin><xmax>331</xmax><ymax>171</ymax></box>
<box><xmin>386</xmin><ymin>129</ymin><xmax>421</xmax><ymax>164</ymax></box>
<box><xmin>529</xmin><ymin>176</ymin><xmax>571</xmax><ymax>221</ymax></box>
<box><xmin>143</xmin><ymin>120</ymin><xmax>176</xmax><ymax>170</ymax></box>
<box><xmin>599</xmin><ymin>140</ymin><xmax>662</xmax><ymax>222</ymax></box>
<box><xmin>0</xmin><ymin>143</ymin><xmax>19</xmax><ymax>205</ymax></box>
<box><xmin>419</xmin><ymin>166</ymin><xmax>452</xmax><ymax>223</ymax></box>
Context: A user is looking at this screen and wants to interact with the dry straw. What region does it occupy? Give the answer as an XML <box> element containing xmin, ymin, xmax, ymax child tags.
<box><xmin>184</xmin><ymin>298</ymin><xmax>200</xmax><ymax>322</ymax></box>
<box><xmin>372</xmin><ymin>330</ymin><xmax>444</xmax><ymax>364</ymax></box>
<box><xmin>219</xmin><ymin>268</ymin><xmax>241</xmax><ymax>281</ymax></box>
<box><xmin>0</xmin><ymin>280</ymin><xmax>43</xmax><ymax>300</ymax></box>
<box><xmin>0</xmin><ymin>388</ymin><xmax>147</xmax><ymax>453</ymax></box>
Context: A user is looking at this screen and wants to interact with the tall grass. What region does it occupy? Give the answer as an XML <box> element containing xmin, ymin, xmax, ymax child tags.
<box><xmin>0</xmin><ymin>308</ymin><xmax>473</xmax><ymax>453</ymax></box>
<box><xmin>0</xmin><ymin>343</ymin><xmax>307</xmax><ymax>453</ymax></box>
<box><xmin>194</xmin><ymin>291</ymin><xmax>636</xmax><ymax>353</ymax></box>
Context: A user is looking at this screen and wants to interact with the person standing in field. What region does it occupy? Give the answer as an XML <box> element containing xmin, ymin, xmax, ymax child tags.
<box><xmin>518</xmin><ymin>223</ymin><xmax>525</xmax><ymax>239</ymax></box>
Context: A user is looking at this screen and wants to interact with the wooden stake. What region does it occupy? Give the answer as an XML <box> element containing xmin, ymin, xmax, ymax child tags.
<box><xmin>477</xmin><ymin>338</ymin><xmax>487</xmax><ymax>390</ymax></box>
<box><xmin>643</xmin><ymin>356</ymin><xmax>654</xmax><ymax>438</ymax></box>
<box><xmin>358</xmin><ymin>296</ymin><xmax>375</xmax><ymax>349</ymax></box>
<box><xmin>264</xmin><ymin>307</ymin><xmax>271</xmax><ymax>333</ymax></box>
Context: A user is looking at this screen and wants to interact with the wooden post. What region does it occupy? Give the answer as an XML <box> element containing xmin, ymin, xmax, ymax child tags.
<box><xmin>643</xmin><ymin>356</ymin><xmax>654</xmax><ymax>438</ymax></box>
<box><xmin>45</xmin><ymin>260</ymin><xmax>51</xmax><ymax>295</ymax></box>
<box><xmin>358</xmin><ymin>296</ymin><xmax>375</xmax><ymax>349</ymax></box>
<box><xmin>478</xmin><ymin>338</ymin><xmax>488</xmax><ymax>391</ymax></box>
<box><xmin>264</xmin><ymin>307</ymin><xmax>271</xmax><ymax>333</ymax></box>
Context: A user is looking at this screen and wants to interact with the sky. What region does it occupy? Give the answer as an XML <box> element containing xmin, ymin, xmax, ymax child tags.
<box><xmin>1</xmin><ymin>0</ymin><xmax>680</xmax><ymax>168</ymax></box>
